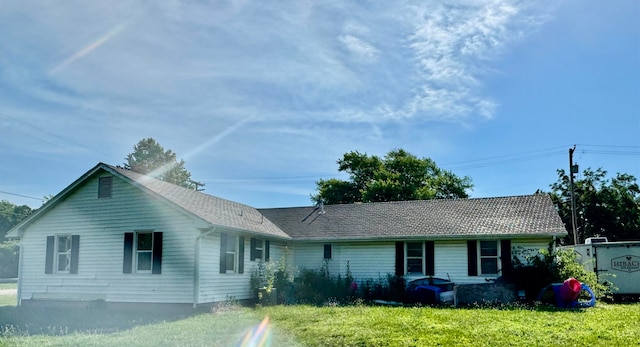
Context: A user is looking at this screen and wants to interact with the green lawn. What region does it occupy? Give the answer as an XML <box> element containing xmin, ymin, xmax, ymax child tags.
<box><xmin>0</xmin><ymin>299</ymin><xmax>638</xmax><ymax>346</ymax></box>
<box><xmin>257</xmin><ymin>304</ymin><xmax>640</xmax><ymax>346</ymax></box>
<box><xmin>0</xmin><ymin>294</ymin><xmax>16</xmax><ymax>307</ymax></box>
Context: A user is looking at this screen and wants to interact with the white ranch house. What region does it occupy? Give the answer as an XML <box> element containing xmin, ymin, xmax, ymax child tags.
<box><xmin>7</xmin><ymin>163</ymin><xmax>567</xmax><ymax>307</ymax></box>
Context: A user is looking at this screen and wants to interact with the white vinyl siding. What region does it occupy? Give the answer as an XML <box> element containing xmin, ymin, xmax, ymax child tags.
<box><xmin>289</xmin><ymin>239</ymin><xmax>553</xmax><ymax>286</ymax></box>
<box><xmin>431</xmin><ymin>241</ymin><xmax>470</xmax><ymax>283</ymax></box>
<box><xmin>17</xmin><ymin>174</ymin><xmax>196</xmax><ymax>304</ymax></box>
<box><xmin>292</xmin><ymin>242</ymin><xmax>396</xmax><ymax>282</ymax></box>
<box><xmin>197</xmin><ymin>236</ymin><xmax>288</xmax><ymax>304</ymax></box>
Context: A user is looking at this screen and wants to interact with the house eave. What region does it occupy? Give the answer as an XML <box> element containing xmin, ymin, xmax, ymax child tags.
<box><xmin>5</xmin><ymin>163</ymin><xmax>112</xmax><ymax>239</ymax></box>
<box><xmin>210</xmin><ymin>224</ymin><xmax>292</xmax><ymax>241</ymax></box>
<box><xmin>289</xmin><ymin>232</ymin><xmax>566</xmax><ymax>243</ymax></box>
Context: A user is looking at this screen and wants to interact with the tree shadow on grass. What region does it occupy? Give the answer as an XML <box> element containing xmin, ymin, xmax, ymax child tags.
<box><xmin>0</xmin><ymin>304</ymin><xmax>200</xmax><ymax>336</ymax></box>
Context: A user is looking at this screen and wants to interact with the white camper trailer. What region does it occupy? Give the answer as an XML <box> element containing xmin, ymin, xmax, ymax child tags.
<box><xmin>563</xmin><ymin>238</ymin><xmax>640</xmax><ymax>297</ymax></box>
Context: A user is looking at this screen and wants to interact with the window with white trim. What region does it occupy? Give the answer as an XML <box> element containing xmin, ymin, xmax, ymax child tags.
<box><xmin>406</xmin><ymin>242</ymin><xmax>423</xmax><ymax>274</ymax></box>
<box><xmin>136</xmin><ymin>232</ymin><xmax>153</xmax><ymax>272</ymax></box>
<box><xmin>219</xmin><ymin>233</ymin><xmax>244</xmax><ymax>274</ymax></box>
<box><xmin>479</xmin><ymin>240</ymin><xmax>499</xmax><ymax>275</ymax></box>
<box><xmin>250</xmin><ymin>238</ymin><xmax>271</xmax><ymax>262</ymax></box>
<box><xmin>225</xmin><ymin>234</ymin><xmax>238</xmax><ymax>272</ymax></box>
<box><xmin>56</xmin><ymin>235</ymin><xmax>72</xmax><ymax>272</ymax></box>
<box><xmin>122</xmin><ymin>231</ymin><xmax>162</xmax><ymax>274</ymax></box>
<box><xmin>251</xmin><ymin>238</ymin><xmax>263</xmax><ymax>261</ymax></box>
<box><xmin>45</xmin><ymin>234</ymin><xmax>79</xmax><ymax>274</ymax></box>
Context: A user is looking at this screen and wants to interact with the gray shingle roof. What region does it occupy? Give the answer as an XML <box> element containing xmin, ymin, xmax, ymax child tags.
<box><xmin>259</xmin><ymin>194</ymin><xmax>568</xmax><ymax>241</ymax></box>
<box><xmin>6</xmin><ymin>162</ymin><xmax>566</xmax><ymax>243</ymax></box>
<box><xmin>106</xmin><ymin>164</ymin><xmax>291</xmax><ymax>239</ymax></box>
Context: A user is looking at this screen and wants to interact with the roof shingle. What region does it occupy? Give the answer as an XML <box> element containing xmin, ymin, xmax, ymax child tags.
<box><xmin>259</xmin><ymin>195</ymin><xmax>567</xmax><ymax>241</ymax></box>
<box><xmin>108</xmin><ymin>165</ymin><xmax>291</xmax><ymax>239</ymax></box>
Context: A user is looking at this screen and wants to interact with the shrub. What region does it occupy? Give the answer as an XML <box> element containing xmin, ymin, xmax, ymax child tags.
<box><xmin>250</xmin><ymin>258</ymin><xmax>294</xmax><ymax>305</ymax></box>
<box><xmin>349</xmin><ymin>274</ymin><xmax>406</xmax><ymax>303</ymax></box>
<box><xmin>509</xmin><ymin>246</ymin><xmax>612</xmax><ymax>301</ymax></box>
<box><xmin>292</xmin><ymin>260</ymin><xmax>358</xmax><ymax>305</ymax></box>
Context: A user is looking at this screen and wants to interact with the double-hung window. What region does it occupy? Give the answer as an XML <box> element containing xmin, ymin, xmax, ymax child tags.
<box><xmin>45</xmin><ymin>234</ymin><xmax>80</xmax><ymax>274</ymax></box>
<box><xmin>468</xmin><ymin>240</ymin><xmax>511</xmax><ymax>277</ymax></box>
<box><xmin>395</xmin><ymin>241</ymin><xmax>435</xmax><ymax>277</ymax></box>
<box><xmin>220</xmin><ymin>233</ymin><xmax>244</xmax><ymax>274</ymax></box>
<box><xmin>406</xmin><ymin>242</ymin><xmax>424</xmax><ymax>274</ymax></box>
<box><xmin>250</xmin><ymin>238</ymin><xmax>270</xmax><ymax>262</ymax></box>
<box><xmin>56</xmin><ymin>235</ymin><xmax>72</xmax><ymax>272</ymax></box>
<box><xmin>123</xmin><ymin>231</ymin><xmax>163</xmax><ymax>274</ymax></box>
<box><xmin>479</xmin><ymin>241</ymin><xmax>499</xmax><ymax>275</ymax></box>
<box><xmin>225</xmin><ymin>235</ymin><xmax>237</xmax><ymax>272</ymax></box>
<box><xmin>136</xmin><ymin>232</ymin><xmax>154</xmax><ymax>272</ymax></box>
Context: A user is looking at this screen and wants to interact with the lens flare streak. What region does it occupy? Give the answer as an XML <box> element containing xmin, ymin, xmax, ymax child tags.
<box><xmin>50</xmin><ymin>22</ymin><xmax>127</xmax><ymax>74</ymax></box>
<box><xmin>239</xmin><ymin>316</ymin><xmax>272</xmax><ymax>347</ymax></box>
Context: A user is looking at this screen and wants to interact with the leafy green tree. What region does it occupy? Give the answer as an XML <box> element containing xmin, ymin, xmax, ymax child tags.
<box><xmin>313</xmin><ymin>149</ymin><xmax>472</xmax><ymax>204</ymax></box>
<box><xmin>0</xmin><ymin>200</ymin><xmax>32</xmax><ymax>278</ymax></box>
<box><xmin>124</xmin><ymin>138</ymin><xmax>201</xmax><ymax>189</ymax></box>
<box><xmin>1</xmin><ymin>200</ymin><xmax>33</xmax><ymax>241</ymax></box>
<box><xmin>548</xmin><ymin>168</ymin><xmax>640</xmax><ymax>243</ymax></box>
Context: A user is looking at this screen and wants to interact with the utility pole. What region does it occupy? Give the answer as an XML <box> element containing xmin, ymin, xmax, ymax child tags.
<box><xmin>569</xmin><ymin>145</ymin><xmax>579</xmax><ymax>245</ymax></box>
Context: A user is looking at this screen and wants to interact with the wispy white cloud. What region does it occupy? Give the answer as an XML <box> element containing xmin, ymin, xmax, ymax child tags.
<box><xmin>0</xmin><ymin>0</ymin><xmax>551</xmax><ymax>181</ymax></box>
<box><xmin>402</xmin><ymin>0</ymin><xmax>543</xmax><ymax>122</ymax></box>
<box><xmin>4</xmin><ymin>1</ymin><xmax>548</xmax><ymax>126</ymax></box>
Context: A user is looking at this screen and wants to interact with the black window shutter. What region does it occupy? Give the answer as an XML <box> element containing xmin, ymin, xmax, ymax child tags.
<box><xmin>324</xmin><ymin>244</ymin><xmax>332</xmax><ymax>259</ymax></box>
<box><xmin>45</xmin><ymin>236</ymin><xmax>55</xmax><ymax>274</ymax></box>
<box><xmin>501</xmin><ymin>240</ymin><xmax>512</xmax><ymax>277</ymax></box>
<box><xmin>265</xmin><ymin>240</ymin><xmax>270</xmax><ymax>261</ymax></box>
<box><xmin>123</xmin><ymin>232</ymin><xmax>134</xmax><ymax>274</ymax></box>
<box><xmin>219</xmin><ymin>233</ymin><xmax>227</xmax><ymax>274</ymax></box>
<box><xmin>395</xmin><ymin>242</ymin><xmax>404</xmax><ymax>276</ymax></box>
<box><xmin>425</xmin><ymin>241</ymin><xmax>435</xmax><ymax>276</ymax></box>
<box><xmin>250</xmin><ymin>238</ymin><xmax>257</xmax><ymax>261</ymax></box>
<box><xmin>152</xmin><ymin>232</ymin><xmax>163</xmax><ymax>274</ymax></box>
<box><xmin>467</xmin><ymin>240</ymin><xmax>478</xmax><ymax>276</ymax></box>
<box><xmin>238</xmin><ymin>236</ymin><xmax>245</xmax><ymax>274</ymax></box>
<box><xmin>70</xmin><ymin>235</ymin><xmax>80</xmax><ymax>274</ymax></box>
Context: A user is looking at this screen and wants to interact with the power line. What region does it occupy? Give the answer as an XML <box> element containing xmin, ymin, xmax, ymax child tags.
<box><xmin>576</xmin><ymin>144</ymin><xmax>640</xmax><ymax>149</ymax></box>
<box><xmin>443</xmin><ymin>147</ymin><xmax>567</xmax><ymax>171</ymax></box>
<box><xmin>0</xmin><ymin>112</ymin><xmax>109</xmax><ymax>157</ymax></box>
<box><xmin>198</xmin><ymin>145</ymin><xmax>637</xmax><ymax>184</ymax></box>
<box><xmin>580</xmin><ymin>149</ymin><xmax>640</xmax><ymax>156</ymax></box>
<box><xmin>0</xmin><ymin>191</ymin><xmax>45</xmax><ymax>201</ymax></box>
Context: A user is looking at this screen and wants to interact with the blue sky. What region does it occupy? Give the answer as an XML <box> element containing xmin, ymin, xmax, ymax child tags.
<box><xmin>1</xmin><ymin>0</ymin><xmax>638</xmax><ymax>209</ymax></box>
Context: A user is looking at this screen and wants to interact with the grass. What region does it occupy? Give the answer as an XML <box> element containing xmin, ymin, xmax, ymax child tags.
<box><xmin>0</xmin><ymin>297</ymin><xmax>638</xmax><ymax>346</ymax></box>
<box><xmin>0</xmin><ymin>293</ymin><xmax>16</xmax><ymax>307</ymax></box>
<box><xmin>0</xmin><ymin>283</ymin><xmax>16</xmax><ymax>307</ymax></box>
<box><xmin>257</xmin><ymin>303</ymin><xmax>640</xmax><ymax>346</ymax></box>
<box><xmin>0</xmin><ymin>303</ymin><xmax>301</xmax><ymax>347</ymax></box>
